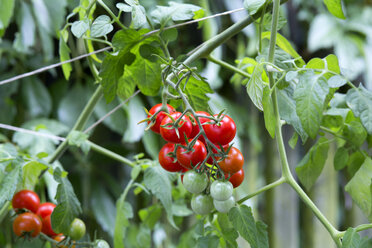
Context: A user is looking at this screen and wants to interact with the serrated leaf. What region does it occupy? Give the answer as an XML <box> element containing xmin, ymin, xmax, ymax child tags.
<box><xmin>334</xmin><ymin>147</ymin><xmax>348</xmax><ymax>170</ymax></box>
<box><xmin>262</xmin><ymin>86</ymin><xmax>275</xmax><ymax>138</ymax></box>
<box><xmin>323</xmin><ymin>0</ymin><xmax>345</xmax><ymax>19</ymax></box>
<box><xmin>328</xmin><ymin>75</ymin><xmax>347</xmax><ymax>88</ymax></box>
<box><xmin>228</xmin><ymin>205</ymin><xmax>269</xmax><ymax>248</ymax></box>
<box><xmin>341</xmin><ymin>228</ymin><xmax>361</xmax><ymax>248</ymax></box>
<box><xmin>296</xmin><ymin>137</ymin><xmax>330</xmax><ymax>190</ymax></box>
<box><xmin>294</xmin><ymin>71</ymin><xmax>329</xmax><ymax>139</ymax></box>
<box><xmin>144</xmin><ymin>166</ymin><xmax>177</xmax><ymax>229</ymax></box>
<box><xmin>51</xmin><ymin>168</ymin><xmax>82</xmax><ymax>234</ymax></box>
<box><xmin>244</xmin><ymin>0</ymin><xmax>265</xmax><ymax>16</ymax></box>
<box><xmin>151</xmin><ymin>2</ymin><xmax>201</xmax><ymax>25</ymax></box>
<box><xmin>22</xmin><ymin>161</ymin><xmax>48</xmax><ymax>189</ymax></box>
<box><xmin>342</xmin><ymin>121</ymin><xmax>367</xmax><ymax>147</ymax></box>
<box><xmin>112</xmin><ymin>29</ymin><xmax>146</xmax><ymax>51</ymax></box>
<box><xmin>117</xmin><ymin>69</ymin><xmax>137</xmax><ymax>100</ymax></box>
<box><xmin>246</xmin><ymin>64</ymin><xmax>267</xmax><ymax>111</ymax></box>
<box><xmin>0</xmin><ymin>162</ymin><xmax>21</xmax><ymax>210</ymax></box>
<box><xmin>346</xmin><ymin>86</ymin><xmax>372</xmax><ymax>135</ymax></box>
<box><xmin>345</xmin><ymin>158</ymin><xmax>372</xmax><ymax>222</ymax></box>
<box><xmin>91</xmin><ymin>15</ymin><xmax>114</xmax><ymax>38</ymax></box>
<box><xmin>71</xmin><ymin>19</ymin><xmax>89</xmax><ymax>38</ymax></box>
<box><xmin>182</xmin><ymin>77</ymin><xmax>213</xmax><ymax>112</ymax></box>
<box><xmin>59</xmin><ymin>34</ymin><xmax>72</xmax><ymax>80</ymax></box>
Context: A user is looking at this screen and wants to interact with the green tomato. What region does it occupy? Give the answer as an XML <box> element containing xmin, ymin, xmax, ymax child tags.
<box><xmin>68</xmin><ymin>218</ymin><xmax>86</xmax><ymax>240</ymax></box>
<box><xmin>213</xmin><ymin>196</ymin><xmax>235</xmax><ymax>213</ymax></box>
<box><xmin>94</xmin><ymin>239</ymin><xmax>110</xmax><ymax>248</ymax></box>
<box><xmin>182</xmin><ymin>171</ymin><xmax>208</xmax><ymax>194</ymax></box>
<box><xmin>191</xmin><ymin>194</ymin><xmax>213</xmax><ymax>215</ymax></box>
<box><xmin>210</xmin><ymin>180</ymin><xmax>233</xmax><ymax>201</ymax></box>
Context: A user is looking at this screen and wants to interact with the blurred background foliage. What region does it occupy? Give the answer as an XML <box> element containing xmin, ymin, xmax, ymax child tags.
<box><xmin>0</xmin><ymin>0</ymin><xmax>371</xmax><ymax>247</ymax></box>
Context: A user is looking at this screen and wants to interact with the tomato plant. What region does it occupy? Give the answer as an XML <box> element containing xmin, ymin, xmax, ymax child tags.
<box><xmin>36</xmin><ymin>202</ymin><xmax>56</xmax><ymax>218</ymax></box>
<box><xmin>68</xmin><ymin>218</ymin><xmax>86</xmax><ymax>241</ymax></box>
<box><xmin>160</xmin><ymin>112</ymin><xmax>193</xmax><ymax>143</ymax></box>
<box><xmin>203</xmin><ymin>114</ymin><xmax>236</xmax><ymax>145</ymax></box>
<box><xmin>210</xmin><ymin>180</ymin><xmax>233</xmax><ymax>201</ymax></box>
<box><xmin>12</xmin><ymin>213</ymin><xmax>42</xmax><ymax>238</ymax></box>
<box><xmin>176</xmin><ymin>140</ymin><xmax>207</xmax><ymax>169</ymax></box>
<box><xmin>218</xmin><ymin>147</ymin><xmax>244</xmax><ymax>174</ymax></box>
<box><xmin>158</xmin><ymin>143</ymin><xmax>184</xmax><ymax>172</ymax></box>
<box><xmin>213</xmin><ymin>196</ymin><xmax>235</xmax><ymax>213</ymax></box>
<box><xmin>182</xmin><ymin>170</ymin><xmax>208</xmax><ymax>194</ymax></box>
<box><xmin>148</xmin><ymin>103</ymin><xmax>176</xmax><ymax>133</ymax></box>
<box><xmin>228</xmin><ymin>169</ymin><xmax>245</xmax><ymax>188</ymax></box>
<box><xmin>12</xmin><ymin>190</ymin><xmax>40</xmax><ymax>213</ymax></box>
<box><xmin>191</xmin><ymin>194</ymin><xmax>214</xmax><ymax>215</ymax></box>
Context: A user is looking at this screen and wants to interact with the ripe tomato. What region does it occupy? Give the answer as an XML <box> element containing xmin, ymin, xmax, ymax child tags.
<box><xmin>210</xmin><ymin>180</ymin><xmax>233</xmax><ymax>201</ymax></box>
<box><xmin>36</xmin><ymin>202</ymin><xmax>56</xmax><ymax>218</ymax></box>
<box><xmin>12</xmin><ymin>189</ymin><xmax>40</xmax><ymax>213</ymax></box>
<box><xmin>213</xmin><ymin>196</ymin><xmax>235</xmax><ymax>213</ymax></box>
<box><xmin>158</xmin><ymin>143</ymin><xmax>184</xmax><ymax>172</ymax></box>
<box><xmin>68</xmin><ymin>218</ymin><xmax>86</xmax><ymax>240</ymax></box>
<box><xmin>160</xmin><ymin>112</ymin><xmax>192</xmax><ymax>143</ymax></box>
<box><xmin>176</xmin><ymin>140</ymin><xmax>207</xmax><ymax>169</ymax></box>
<box><xmin>147</xmin><ymin>103</ymin><xmax>176</xmax><ymax>133</ymax></box>
<box><xmin>182</xmin><ymin>170</ymin><xmax>208</xmax><ymax>194</ymax></box>
<box><xmin>228</xmin><ymin>169</ymin><xmax>244</xmax><ymax>188</ymax></box>
<box><xmin>191</xmin><ymin>194</ymin><xmax>214</xmax><ymax>215</ymax></box>
<box><xmin>218</xmin><ymin>147</ymin><xmax>244</xmax><ymax>174</ymax></box>
<box><xmin>203</xmin><ymin>114</ymin><xmax>236</xmax><ymax>145</ymax></box>
<box><xmin>13</xmin><ymin>212</ymin><xmax>42</xmax><ymax>238</ymax></box>
<box><xmin>53</xmin><ymin>234</ymin><xmax>76</xmax><ymax>248</ymax></box>
<box><xmin>189</xmin><ymin>111</ymin><xmax>211</xmax><ymax>140</ymax></box>
<box><xmin>42</xmin><ymin>214</ymin><xmax>57</xmax><ymax>236</ymax></box>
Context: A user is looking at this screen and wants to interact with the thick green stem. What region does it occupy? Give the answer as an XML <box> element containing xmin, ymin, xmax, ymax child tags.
<box><xmin>87</xmin><ymin>141</ymin><xmax>135</xmax><ymax>167</ymax></box>
<box><xmin>207</xmin><ymin>55</ymin><xmax>251</xmax><ymax>78</ymax></box>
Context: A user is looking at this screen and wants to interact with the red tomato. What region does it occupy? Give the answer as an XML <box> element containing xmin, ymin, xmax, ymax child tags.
<box><xmin>203</xmin><ymin>114</ymin><xmax>236</xmax><ymax>145</ymax></box>
<box><xmin>176</xmin><ymin>140</ymin><xmax>207</xmax><ymax>169</ymax></box>
<box><xmin>13</xmin><ymin>212</ymin><xmax>42</xmax><ymax>238</ymax></box>
<box><xmin>158</xmin><ymin>143</ymin><xmax>184</xmax><ymax>172</ymax></box>
<box><xmin>207</xmin><ymin>144</ymin><xmax>229</xmax><ymax>164</ymax></box>
<box><xmin>160</xmin><ymin>112</ymin><xmax>192</xmax><ymax>143</ymax></box>
<box><xmin>189</xmin><ymin>111</ymin><xmax>211</xmax><ymax>140</ymax></box>
<box><xmin>228</xmin><ymin>169</ymin><xmax>245</xmax><ymax>188</ymax></box>
<box><xmin>12</xmin><ymin>190</ymin><xmax>40</xmax><ymax>213</ymax></box>
<box><xmin>218</xmin><ymin>147</ymin><xmax>244</xmax><ymax>174</ymax></box>
<box><xmin>36</xmin><ymin>202</ymin><xmax>56</xmax><ymax>218</ymax></box>
<box><xmin>42</xmin><ymin>214</ymin><xmax>57</xmax><ymax>236</ymax></box>
<box><xmin>147</xmin><ymin>103</ymin><xmax>176</xmax><ymax>133</ymax></box>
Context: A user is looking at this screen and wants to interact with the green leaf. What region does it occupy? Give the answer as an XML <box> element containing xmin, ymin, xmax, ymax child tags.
<box><xmin>341</xmin><ymin>228</ymin><xmax>361</xmax><ymax>248</ymax></box>
<box><xmin>21</xmin><ymin>77</ymin><xmax>52</xmax><ymax>117</ymax></box>
<box><xmin>91</xmin><ymin>187</ymin><xmax>116</xmax><ymax>238</ymax></box>
<box><xmin>94</xmin><ymin>97</ymin><xmax>127</xmax><ymax>135</ymax></box>
<box><xmin>346</xmin><ymin>86</ymin><xmax>372</xmax><ymax>135</ymax></box>
<box><xmin>51</xmin><ymin>168</ymin><xmax>82</xmax><ymax>234</ymax></box>
<box><xmin>138</xmin><ymin>205</ymin><xmax>162</xmax><ymax>230</ymax></box>
<box><xmin>289</xmin><ymin>132</ymin><xmax>298</xmax><ymax>149</ymax></box>
<box><xmin>116</xmin><ymin>3</ymin><xmax>132</xmax><ymax>12</ymax></box>
<box><xmin>151</xmin><ymin>2</ymin><xmax>201</xmax><ymax>25</ymax></box>
<box><xmin>228</xmin><ymin>205</ymin><xmax>269</xmax><ymax>248</ymax></box>
<box><xmin>172</xmin><ymin>202</ymin><xmax>193</xmax><ymax>217</ymax></box>
<box><xmin>59</xmin><ymin>32</ymin><xmax>72</xmax><ymax>80</ymax></box>
<box><xmin>22</xmin><ymin>161</ymin><xmax>48</xmax><ymax>189</ymax></box>
<box><xmin>328</xmin><ymin>75</ymin><xmax>347</xmax><ymax>88</ymax></box>
<box><xmin>334</xmin><ymin>147</ymin><xmax>349</xmax><ymax>170</ymax></box>
<box><xmin>144</xmin><ymin>165</ymin><xmax>177</xmax><ymax>228</ymax></box>
<box><xmin>91</xmin><ymin>15</ymin><xmax>114</xmax><ymax>38</ymax></box>
<box><xmin>246</xmin><ymin>64</ymin><xmax>267</xmax><ymax>111</ymax></box>
<box><xmin>345</xmin><ymin>158</ymin><xmax>372</xmax><ymax>222</ymax></box>
<box><xmin>244</xmin><ymin>0</ymin><xmax>265</xmax><ymax>16</ymax></box>
<box><xmin>323</xmin><ymin>0</ymin><xmax>346</xmax><ymax>19</ymax></box>
<box><xmin>123</xmin><ymin>96</ymin><xmax>146</xmax><ymax>143</ymax></box>
<box><xmin>262</xmin><ymin>86</ymin><xmax>275</xmax><ymax>138</ymax></box>
<box><xmin>117</xmin><ymin>69</ymin><xmax>137</xmax><ymax>100</ymax></box>
<box><xmin>294</xmin><ymin>71</ymin><xmax>329</xmax><ymax>139</ymax></box>
<box><xmin>296</xmin><ymin>137</ymin><xmax>330</xmax><ymax>190</ymax></box>
<box><xmin>131</xmin><ymin>5</ymin><xmax>147</xmax><ymax>29</ymax></box>
<box><xmin>262</xmin><ymin>11</ymin><xmax>287</xmax><ymax>32</ymax></box>
<box><xmin>0</xmin><ymin>162</ymin><xmax>21</xmax><ymax>210</ymax></box>
<box><xmin>67</xmin><ymin>130</ymin><xmax>88</xmax><ymax>147</ymax></box>
<box><xmin>182</xmin><ymin>77</ymin><xmax>213</xmax><ymax>112</ymax></box>
<box><xmin>197</xmin><ymin>235</ymin><xmax>220</xmax><ymax>248</ymax></box>
<box><xmin>347</xmin><ymin>151</ymin><xmax>365</xmax><ymax>178</ymax></box>
<box><xmin>13</xmin><ymin>2</ymin><xmax>35</xmax><ymax>53</ymax></box>
<box><xmin>342</xmin><ymin>121</ymin><xmax>367</xmax><ymax>147</ymax></box>
<box><xmin>0</xmin><ymin>0</ymin><xmax>15</xmax><ymax>36</ymax></box>
<box><xmin>114</xmin><ymin>191</ymin><xmax>133</xmax><ymax>248</ymax></box>
<box><xmin>100</xmin><ymin>51</ymin><xmax>136</xmax><ymax>103</ymax></box>
<box><xmin>71</xmin><ymin>19</ymin><xmax>89</xmax><ymax>38</ymax></box>
<box><xmin>112</xmin><ymin>29</ymin><xmax>146</xmax><ymax>51</ymax></box>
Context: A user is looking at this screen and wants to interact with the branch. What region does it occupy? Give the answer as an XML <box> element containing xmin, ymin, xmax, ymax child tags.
<box><xmin>336</xmin><ymin>224</ymin><xmax>372</xmax><ymax>238</ymax></box>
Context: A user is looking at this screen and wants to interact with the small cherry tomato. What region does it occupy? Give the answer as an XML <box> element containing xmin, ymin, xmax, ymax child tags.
<box><xmin>218</xmin><ymin>147</ymin><xmax>244</xmax><ymax>174</ymax></box>
<box><xmin>94</xmin><ymin>239</ymin><xmax>110</xmax><ymax>248</ymax></box>
<box><xmin>182</xmin><ymin>170</ymin><xmax>208</xmax><ymax>194</ymax></box>
<box><xmin>189</xmin><ymin>111</ymin><xmax>211</xmax><ymax>140</ymax></box>
<box><xmin>158</xmin><ymin>143</ymin><xmax>184</xmax><ymax>172</ymax></box>
<box><xmin>53</xmin><ymin>234</ymin><xmax>76</xmax><ymax>248</ymax></box>
<box><xmin>13</xmin><ymin>212</ymin><xmax>42</xmax><ymax>238</ymax></box>
<box><xmin>148</xmin><ymin>103</ymin><xmax>176</xmax><ymax>133</ymax></box>
<box><xmin>228</xmin><ymin>169</ymin><xmax>245</xmax><ymax>188</ymax></box>
<box><xmin>213</xmin><ymin>196</ymin><xmax>235</xmax><ymax>213</ymax></box>
<box><xmin>191</xmin><ymin>194</ymin><xmax>214</xmax><ymax>215</ymax></box>
<box><xmin>42</xmin><ymin>214</ymin><xmax>58</xmax><ymax>236</ymax></box>
<box><xmin>160</xmin><ymin>112</ymin><xmax>192</xmax><ymax>143</ymax></box>
<box><xmin>210</xmin><ymin>180</ymin><xmax>233</xmax><ymax>201</ymax></box>
<box><xmin>176</xmin><ymin>140</ymin><xmax>207</xmax><ymax>169</ymax></box>
<box><xmin>36</xmin><ymin>202</ymin><xmax>56</xmax><ymax>218</ymax></box>
<box><xmin>12</xmin><ymin>189</ymin><xmax>40</xmax><ymax>213</ymax></box>
<box><xmin>68</xmin><ymin>218</ymin><xmax>86</xmax><ymax>241</ymax></box>
<box><xmin>203</xmin><ymin>114</ymin><xmax>236</xmax><ymax>145</ymax></box>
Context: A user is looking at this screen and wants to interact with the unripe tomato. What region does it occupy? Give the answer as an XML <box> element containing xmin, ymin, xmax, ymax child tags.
<box><xmin>160</xmin><ymin>112</ymin><xmax>192</xmax><ymax>143</ymax></box>
<box><xmin>182</xmin><ymin>170</ymin><xmax>208</xmax><ymax>194</ymax></box>
<box><xmin>94</xmin><ymin>239</ymin><xmax>111</xmax><ymax>248</ymax></box>
<box><xmin>191</xmin><ymin>194</ymin><xmax>214</xmax><ymax>215</ymax></box>
<box><xmin>158</xmin><ymin>143</ymin><xmax>184</xmax><ymax>172</ymax></box>
<box><xmin>213</xmin><ymin>196</ymin><xmax>235</xmax><ymax>213</ymax></box>
<box><xmin>218</xmin><ymin>147</ymin><xmax>244</xmax><ymax>174</ymax></box>
<box><xmin>228</xmin><ymin>169</ymin><xmax>244</xmax><ymax>188</ymax></box>
<box><xmin>210</xmin><ymin>180</ymin><xmax>233</xmax><ymax>201</ymax></box>
<box><xmin>68</xmin><ymin>218</ymin><xmax>86</xmax><ymax>240</ymax></box>
<box><xmin>176</xmin><ymin>140</ymin><xmax>207</xmax><ymax>169</ymax></box>
<box><xmin>12</xmin><ymin>190</ymin><xmax>40</xmax><ymax>213</ymax></box>
<box><xmin>13</xmin><ymin>212</ymin><xmax>42</xmax><ymax>238</ymax></box>
<box><xmin>203</xmin><ymin>114</ymin><xmax>236</xmax><ymax>145</ymax></box>
<box><xmin>148</xmin><ymin>104</ymin><xmax>176</xmax><ymax>133</ymax></box>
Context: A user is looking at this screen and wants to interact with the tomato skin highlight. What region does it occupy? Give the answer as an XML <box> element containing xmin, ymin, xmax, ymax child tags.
<box><xmin>13</xmin><ymin>212</ymin><xmax>42</xmax><ymax>238</ymax></box>
<box><xmin>37</xmin><ymin>202</ymin><xmax>56</xmax><ymax>218</ymax></box>
<box><xmin>218</xmin><ymin>147</ymin><xmax>244</xmax><ymax>174</ymax></box>
<box><xmin>228</xmin><ymin>169</ymin><xmax>245</xmax><ymax>188</ymax></box>
<box><xmin>12</xmin><ymin>190</ymin><xmax>40</xmax><ymax>213</ymax></box>
<box><xmin>160</xmin><ymin>112</ymin><xmax>192</xmax><ymax>143</ymax></box>
<box><xmin>148</xmin><ymin>104</ymin><xmax>176</xmax><ymax>133</ymax></box>
<box><xmin>203</xmin><ymin>114</ymin><xmax>236</xmax><ymax>145</ymax></box>
<box><xmin>176</xmin><ymin>140</ymin><xmax>207</xmax><ymax>169</ymax></box>
<box><xmin>158</xmin><ymin>143</ymin><xmax>184</xmax><ymax>172</ymax></box>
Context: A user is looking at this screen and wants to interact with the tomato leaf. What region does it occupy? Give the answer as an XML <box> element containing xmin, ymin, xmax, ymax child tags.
<box><xmin>346</xmin><ymin>85</ymin><xmax>372</xmax><ymax>135</ymax></box>
<box><xmin>341</xmin><ymin>228</ymin><xmax>361</xmax><ymax>248</ymax></box>
<box><xmin>151</xmin><ymin>2</ymin><xmax>201</xmax><ymax>25</ymax></box>
<box><xmin>0</xmin><ymin>0</ymin><xmax>15</xmax><ymax>37</ymax></box>
<box><xmin>22</xmin><ymin>161</ymin><xmax>48</xmax><ymax>189</ymax></box>
<box><xmin>243</xmin><ymin>0</ymin><xmax>266</xmax><ymax>16</ymax></box>
<box><xmin>71</xmin><ymin>19</ymin><xmax>89</xmax><ymax>38</ymax></box>
<box><xmin>246</xmin><ymin>63</ymin><xmax>267</xmax><ymax>111</ymax></box>
<box><xmin>334</xmin><ymin>147</ymin><xmax>348</xmax><ymax>170</ymax></box>
<box><xmin>345</xmin><ymin>158</ymin><xmax>372</xmax><ymax>222</ymax></box>
<box><xmin>296</xmin><ymin>137</ymin><xmax>330</xmax><ymax>190</ymax></box>
<box><xmin>139</xmin><ymin>205</ymin><xmax>162</xmax><ymax>230</ymax></box>
<box><xmin>323</xmin><ymin>0</ymin><xmax>346</xmax><ymax>19</ymax></box>
<box><xmin>182</xmin><ymin>77</ymin><xmax>213</xmax><ymax>112</ymax></box>
<box><xmin>123</xmin><ymin>96</ymin><xmax>146</xmax><ymax>143</ymax></box>
<box><xmin>21</xmin><ymin>77</ymin><xmax>52</xmax><ymax>118</ymax></box>
<box><xmin>289</xmin><ymin>132</ymin><xmax>298</xmax><ymax>149</ymax></box>
<box><xmin>262</xmin><ymin>86</ymin><xmax>275</xmax><ymax>138</ymax></box>
<box><xmin>228</xmin><ymin>205</ymin><xmax>269</xmax><ymax>248</ymax></box>
<box><xmin>0</xmin><ymin>161</ymin><xmax>21</xmax><ymax>210</ymax></box>
<box><xmin>294</xmin><ymin>70</ymin><xmax>329</xmax><ymax>139</ymax></box>
<box><xmin>197</xmin><ymin>234</ymin><xmax>220</xmax><ymax>248</ymax></box>
<box><xmin>59</xmin><ymin>31</ymin><xmax>72</xmax><ymax>80</ymax></box>
<box><xmin>51</xmin><ymin>168</ymin><xmax>82</xmax><ymax>234</ymax></box>
<box><xmin>91</xmin><ymin>15</ymin><xmax>114</xmax><ymax>38</ymax></box>
<box><xmin>91</xmin><ymin>187</ymin><xmax>116</xmax><ymax>238</ymax></box>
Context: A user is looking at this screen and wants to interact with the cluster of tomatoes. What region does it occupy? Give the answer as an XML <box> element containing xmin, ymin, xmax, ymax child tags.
<box><xmin>147</xmin><ymin>103</ymin><xmax>245</xmax><ymax>214</ymax></box>
<box><xmin>11</xmin><ymin>189</ymin><xmax>85</xmax><ymax>247</ymax></box>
